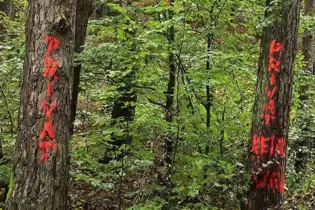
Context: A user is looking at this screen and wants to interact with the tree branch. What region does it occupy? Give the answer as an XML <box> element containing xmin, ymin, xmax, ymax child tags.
<box><xmin>146</xmin><ymin>97</ymin><xmax>166</xmax><ymax>108</ymax></box>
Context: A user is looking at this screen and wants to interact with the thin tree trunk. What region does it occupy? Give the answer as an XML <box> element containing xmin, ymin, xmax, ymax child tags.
<box><xmin>248</xmin><ymin>0</ymin><xmax>300</xmax><ymax>209</ymax></box>
<box><xmin>70</xmin><ymin>0</ymin><xmax>93</xmax><ymax>135</ymax></box>
<box><xmin>7</xmin><ymin>0</ymin><xmax>76</xmax><ymax>209</ymax></box>
<box><xmin>206</xmin><ymin>34</ymin><xmax>212</xmax><ymax>128</ymax></box>
<box><xmin>163</xmin><ymin>0</ymin><xmax>176</xmax><ymax>189</ymax></box>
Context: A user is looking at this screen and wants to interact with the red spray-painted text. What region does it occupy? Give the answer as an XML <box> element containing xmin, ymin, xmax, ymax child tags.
<box><xmin>250</xmin><ymin>40</ymin><xmax>286</xmax><ymax>193</ymax></box>
<box><xmin>39</xmin><ymin>36</ymin><xmax>59</xmax><ymax>162</ymax></box>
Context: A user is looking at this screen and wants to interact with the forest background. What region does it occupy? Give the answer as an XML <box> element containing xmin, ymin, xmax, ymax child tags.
<box><xmin>0</xmin><ymin>0</ymin><xmax>314</xmax><ymax>209</ymax></box>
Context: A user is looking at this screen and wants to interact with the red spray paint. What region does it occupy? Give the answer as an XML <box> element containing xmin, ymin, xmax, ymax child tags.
<box><xmin>39</xmin><ymin>36</ymin><xmax>60</xmax><ymax>162</ymax></box>
<box><xmin>250</xmin><ymin>40</ymin><xmax>286</xmax><ymax>193</ymax></box>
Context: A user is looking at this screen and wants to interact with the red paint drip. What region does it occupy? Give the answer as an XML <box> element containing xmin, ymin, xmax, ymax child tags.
<box><xmin>39</xmin><ymin>35</ymin><xmax>60</xmax><ymax>162</ymax></box>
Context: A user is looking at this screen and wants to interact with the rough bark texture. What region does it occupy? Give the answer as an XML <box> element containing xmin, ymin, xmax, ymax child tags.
<box><xmin>7</xmin><ymin>0</ymin><xmax>76</xmax><ymax>209</ymax></box>
<box><xmin>248</xmin><ymin>0</ymin><xmax>300</xmax><ymax>209</ymax></box>
<box><xmin>70</xmin><ymin>0</ymin><xmax>93</xmax><ymax>135</ymax></box>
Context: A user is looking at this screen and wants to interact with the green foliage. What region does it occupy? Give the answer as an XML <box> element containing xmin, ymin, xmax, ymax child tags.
<box><xmin>0</xmin><ymin>0</ymin><xmax>26</xmax><ymax>205</ymax></box>
<box><xmin>1</xmin><ymin>0</ymin><xmax>314</xmax><ymax>209</ymax></box>
<box><xmin>71</xmin><ymin>0</ymin><xmax>263</xmax><ymax>209</ymax></box>
<box><xmin>0</xmin><ymin>164</ymin><xmax>11</xmax><ymax>187</ymax></box>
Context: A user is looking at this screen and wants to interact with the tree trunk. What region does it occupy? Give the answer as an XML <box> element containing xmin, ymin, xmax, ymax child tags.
<box><xmin>70</xmin><ymin>0</ymin><xmax>93</xmax><ymax>135</ymax></box>
<box><xmin>248</xmin><ymin>0</ymin><xmax>300</xmax><ymax>209</ymax></box>
<box><xmin>163</xmin><ymin>0</ymin><xmax>176</xmax><ymax>189</ymax></box>
<box><xmin>7</xmin><ymin>0</ymin><xmax>76</xmax><ymax>209</ymax></box>
<box><xmin>206</xmin><ymin>34</ymin><xmax>212</xmax><ymax>128</ymax></box>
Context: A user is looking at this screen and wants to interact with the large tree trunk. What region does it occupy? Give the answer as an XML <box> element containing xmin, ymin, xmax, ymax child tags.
<box><xmin>7</xmin><ymin>0</ymin><xmax>76</xmax><ymax>209</ymax></box>
<box><xmin>248</xmin><ymin>0</ymin><xmax>300</xmax><ymax>209</ymax></box>
<box><xmin>70</xmin><ymin>0</ymin><xmax>93</xmax><ymax>135</ymax></box>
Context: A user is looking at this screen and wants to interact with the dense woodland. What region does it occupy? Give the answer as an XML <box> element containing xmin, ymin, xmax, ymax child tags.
<box><xmin>0</xmin><ymin>0</ymin><xmax>314</xmax><ymax>209</ymax></box>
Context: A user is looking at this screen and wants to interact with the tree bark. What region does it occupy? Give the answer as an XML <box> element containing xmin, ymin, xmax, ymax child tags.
<box><xmin>206</xmin><ymin>34</ymin><xmax>212</xmax><ymax>128</ymax></box>
<box><xmin>7</xmin><ymin>0</ymin><xmax>76</xmax><ymax>209</ymax></box>
<box><xmin>163</xmin><ymin>0</ymin><xmax>175</xmax><ymax>189</ymax></box>
<box><xmin>248</xmin><ymin>0</ymin><xmax>300</xmax><ymax>209</ymax></box>
<box><xmin>70</xmin><ymin>0</ymin><xmax>93</xmax><ymax>135</ymax></box>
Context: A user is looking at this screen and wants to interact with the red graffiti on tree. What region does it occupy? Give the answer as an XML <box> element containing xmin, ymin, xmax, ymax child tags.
<box><xmin>39</xmin><ymin>36</ymin><xmax>59</xmax><ymax>162</ymax></box>
<box><xmin>251</xmin><ymin>134</ymin><xmax>286</xmax><ymax>157</ymax></box>
<box><xmin>252</xmin><ymin>171</ymin><xmax>285</xmax><ymax>193</ymax></box>
<box><xmin>250</xmin><ymin>40</ymin><xmax>286</xmax><ymax>193</ymax></box>
<box><xmin>44</xmin><ymin>36</ymin><xmax>60</xmax><ymax>98</ymax></box>
<box><xmin>260</xmin><ymin>40</ymin><xmax>283</xmax><ymax>125</ymax></box>
<box><xmin>41</xmin><ymin>100</ymin><xmax>59</xmax><ymax>118</ymax></box>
